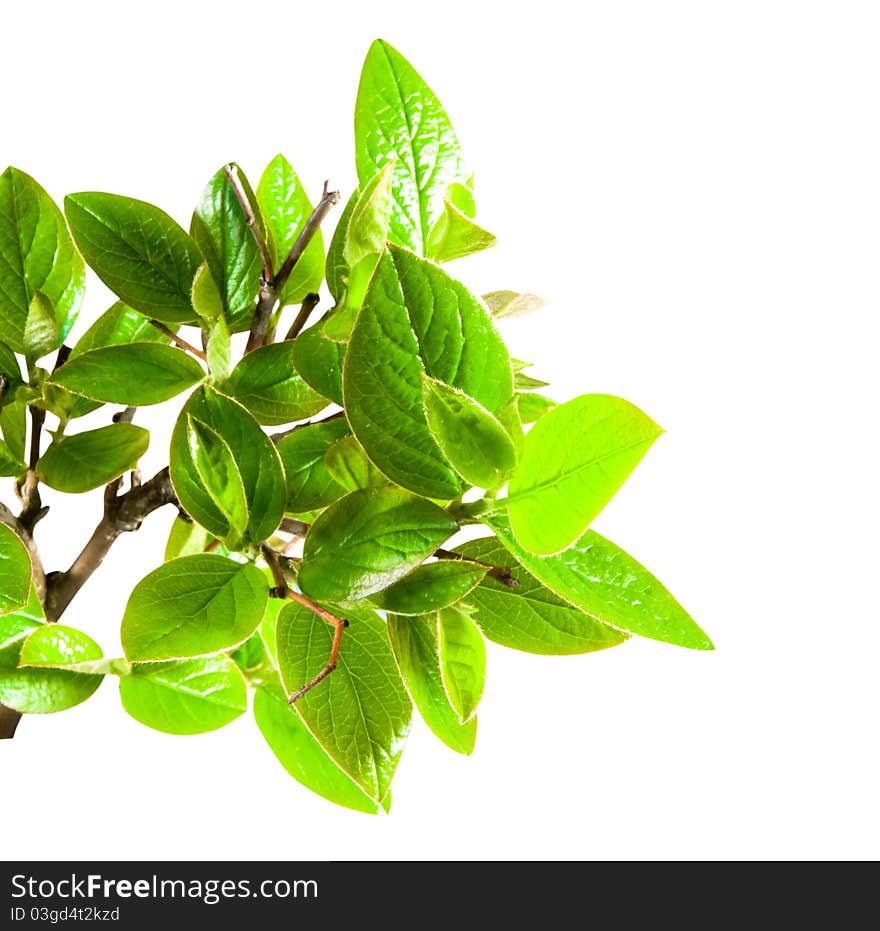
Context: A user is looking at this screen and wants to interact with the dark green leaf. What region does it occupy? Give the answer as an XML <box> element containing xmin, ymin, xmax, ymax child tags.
<box><xmin>190</xmin><ymin>164</ymin><xmax>262</xmax><ymax>325</ymax></box>
<box><xmin>121</xmin><ymin>554</ymin><xmax>268</xmax><ymax>661</ymax></box>
<box><xmin>355</xmin><ymin>40</ymin><xmax>468</xmax><ymax>254</ymax></box>
<box><xmin>387</xmin><ymin>613</ymin><xmax>476</xmax><ymax>755</ymax></box>
<box><xmin>517</xmin><ymin>392</ymin><xmax>557</xmax><ymax>424</ymax></box>
<box><xmin>323</xmin><ymin>435</ymin><xmax>386</xmax><ymax>492</ymax></box>
<box><xmin>437</xmin><ymin>606</ymin><xmax>485</xmax><ymax>722</ymax></box>
<box><xmin>224</xmin><ymin>341</ymin><xmax>327</xmax><ymax>425</ymax></box>
<box><xmin>291</xmin><ymin>319</ymin><xmax>345</xmax><ymax>405</ymax></box>
<box><xmin>325</xmin><ymin>189</ymin><xmax>358</xmax><ymax>304</ymax></box>
<box><xmin>120</xmin><ymin>656</ymin><xmax>247</xmax><ymax>734</ymax></box>
<box><xmin>483</xmin><ymin>290</ymin><xmax>545</xmax><ymax>319</ymax></box>
<box><xmin>487</xmin><ymin>513</ymin><xmax>713</xmax><ymax>650</ymax></box>
<box><xmin>507</xmin><ymin>394</ymin><xmax>663</xmax><ymax>555</ymax></box>
<box><xmin>343</xmin><ymin>244</ymin><xmax>514</xmax><ymax>499</ymax></box>
<box><xmin>276</xmin><ymin>600</ymin><xmax>411</xmax><ymax>801</ymax></box>
<box><xmin>277</xmin><ymin>419</ymin><xmax>351</xmax><ymax>513</ymax></box>
<box><xmin>49</xmin><ymin>343</ymin><xmax>204</xmax><ymax>405</ymax></box>
<box><xmin>298</xmin><ymin>486</ymin><xmax>457</xmax><ymax>602</ymax></box>
<box><xmin>254</xmin><ymin>681</ymin><xmax>385</xmax><ymax>814</ymax></box>
<box><xmin>0</xmin><ymin>341</ymin><xmax>22</xmax><ymax>385</ymax></box>
<box><xmin>454</xmin><ymin>535</ymin><xmax>629</xmax><ymax>654</ymax></box>
<box><xmin>0</xmin><ymin>167</ymin><xmax>84</xmax><ymax>354</ymax></box>
<box><xmin>256</xmin><ymin>155</ymin><xmax>324</xmax><ymax>304</ymax></box>
<box><xmin>36</xmin><ymin>423</ymin><xmax>149</xmax><ymax>493</ymax></box>
<box><xmin>421</xmin><ymin>375</ymin><xmax>517</xmax><ymax>490</ymax></box>
<box><xmin>371</xmin><ymin>560</ymin><xmax>486</xmax><ymax>615</ymax></box>
<box><xmin>0</xmin><ymin>523</ymin><xmax>31</xmax><ymax>615</ymax></box>
<box><xmin>64</xmin><ymin>192</ymin><xmax>203</xmax><ymax>323</ymax></box>
<box><xmin>170</xmin><ymin>386</ymin><xmax>285</xmax><ymax>544</ymax></box>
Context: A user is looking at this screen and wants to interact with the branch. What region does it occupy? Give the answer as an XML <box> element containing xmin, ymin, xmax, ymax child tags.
<box><xmin>224</xmin><ymin>163</ymin><xmax>273</xmax><ymax>280</ymax></box>
<box><xmin>285</xmin><ymin>293</ymin><xmax>320</xmax><ymax>341</ymax></box>
<box><xmin>44</xmin><ymin>467</ymin><xmax>178</xmax><ymax>622</ymax></box>
<box><xmin>148</xmin><ymin>321</ymin><xmax>208</xmax><ymax>362</ymax></box>
<box><xmin>273</xmin><ymin>182</ymin><xmax>340</xmax><ymax>294</ymax></box>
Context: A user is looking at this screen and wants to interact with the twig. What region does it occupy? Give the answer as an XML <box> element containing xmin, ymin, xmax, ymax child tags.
<box><xmin>113</xmin><ymin>407</ymin><xmax>137</xmax><ymax>424</ymax></box>
<box><xmin>434</xmin><ymin>547</ymin><xmax>519</xmax><ymax>588</ymax></box>
<box><xmin>285</xmin><ymin>293</ymin><xmax>320</xmax><ymax>341</ymax></box>
<box><xmin>273</xmin><ymin>182</ymin><xmax>340</xmax><ymax>293</ymax></box>
<box><xmin>224</xmin><ymin>163</ymin><xmax>273</xmax><ymax>280</ymax></box>
<box><xmin>148</xmin><ymin>321</ymin><xmax>208</xmax><ymax>362</ymax></box>
<box><xmin>269</xmin><ymin>410</ymin><xmax>346</xmax><ymax>443</ymax></box>
<box><xmin>27</xmin><ymin>406</ymin><xmax>44</xmax><ymax>471</ymax></box>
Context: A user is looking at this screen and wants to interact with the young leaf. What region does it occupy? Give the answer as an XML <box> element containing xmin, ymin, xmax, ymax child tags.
<box><xmin>514</xmin><ymin>372</ymin><xmax>550</xmax><ymax>391</ymax></box>
<box><xmin>223</xmin><ymin>341</ymin><xmax>327</xmax><ymax>425</ymax></box>
<box><xmin>0</xmin><ymin>167</ymin><xmax>85</xmax><ymax>354</ymax></box>
<box><xmin>483</xmin><ymin>290</ymin><xmax>545</xmax><ymax>320</ymax></box>
<box><xmin>190</xmin><ymin>262</ymin><xmax>224</xmax><ymax>321</ymax></box>
<box><xmin>325</xmin><ymin>189</ymin><xmax>359</xmax><ymax>304</ymax></box>
<box><xmin>387</xmin><ymin>613</ymin><xmax>476</xmax><ymax>755</ymax></box>
<box><xmin>343</xmin><ymin>244</ymin><xmax>514</xmax><ymax>499</ymax></box>
<box><xmin>36</xmin><ymin>423</ymin><xmax>149</xmax><ymax>493</ymax></box>
<box><xmin>170</xmin><ymin>386</ymin><xmax>285</xmax><ymax>544</ymax></box>
<box><xmin>256</xmin><ymin>154</ymin><xmax>324</xmax><ymax>304</ymax></box>
<box><xmin>23</xmin><ymin>291</ymin><xmax>60</xmax><ymax>359</ymax></box>
<box><xmin>371</xmin><ymin>560</ymin><xmax>486</xmax><ymax>615</ymax></box>
<box><xmin>121</xmin><ymin>555</ymin><xmax>268</xmax><ymax>661</ymax></box>
<box><xmin>64</xmin><ymin>192</ymin><xmax>203</xmax><ymax>323</ymax></box>
<box><xmin>437</xmin><ymin>606</ymin><xmax>485</xmax><ymax>723</ymax></box>
<box><xmin>48</xmin><ymin>343</ymin><xmax>204</xmax><ymax>405</ymax></box>
<box><xmin>0</xmin><ymin>624</ymin><xmax>103</xmax><ymax>713</ymax></box>
<box><xmin>487</xmin><ymin>512</ymin><xmax>713</xmax><ymax>650</ymax></box>
<box><xmin>421</xmin><ymin>375</ymin><xmax>517</xmax><ymax>490</ymax></box>
<box><xmin>206</xmin><ymin>316</ymin><xmax>232</xmax><ymax>382</ymax></box>
<box><xmin>69</xmin><ymin>302</ymin><xmax>171</xmax><ymax>358</ymax></box>
<box><xmin>517</xmin><ymin>392</ymin><xmax>557</xmax><ymax>424</ymax></box>
<box><xmin>277</xmin><ymin>419</ymin><xmax>351</xmax><ymax>513</ymax></box>
<box><xmin>190</xmin><ymin>164</ymin><xmax>262</xmax><ymax>325</ymax></box>
<box><xmin>344</xmin><ymin>161</ymin><xmax>395</xmax><ymax>270</ymax></box>
<box><xmin>164</xmin><ymin>516</ymin><xmax>225</xmax><ymax>562</ymax></box>
<box><xmin>453</xmin><ymin>536</ymin><xmax>629</xmax><ymax>655</ymax></box>
<box><xmin>291</xmin><ymin>319</ymin><xmax>345</xmax><ymax>405</ymax></box>
<box><xmin>323</xmin><ymin>435</ymin><xmax>385</xmax><ymax>493</ymax></box>
<box><xmin>425</xmin><ymin>191</ymin><xmax>496</xmax><ymax>264</ymax></box>
<box><xmin>275</xmin><ymin>600</ymin><xmax>411</xmax><ymax>802</ymax></box>
<box><xmin>254</xmin><ymin>682</ymin><xmax>385</xmax><ymax>814</ymax></box>
<box><xmin>355</xmin><ymin>40</ymin><xmax>468</xmax><ymax>254</ymax></box>
<box><xmin>507</xmin><ymin>394</ymin><xmax>663</xmax><ymax>555</ymax></box>
<box><xmin>298</xmin><ymin>486</ymin><xmax>457</xmax><ymax>602</ymax></box>
<box><xmin>120</xmin><ymin>656</ymin><xmax>248</xmax><ymax>735</ymax></box>
<box><xmin>0</xmin><ymin>523</ymin><xmax>31</xmax><ymax>616</ymax></box>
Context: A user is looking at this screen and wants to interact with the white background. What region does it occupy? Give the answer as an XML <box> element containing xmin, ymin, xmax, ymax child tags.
<box><xmin>2</xmin><ymin>0</ymin><xmax>878</xmax><ymax>861</ymax></box>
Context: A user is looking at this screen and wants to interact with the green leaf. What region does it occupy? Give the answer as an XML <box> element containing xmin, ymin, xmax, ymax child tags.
<box><xmin>0</xmin><ymin>586</ymin><xmax>45</xmax><ymax>650</ymax></box>
<box><xmin>277</xmin><ymin>419</ymin><xmax>351</xmax><ymax>513</ymax></box>
<box><xmin>0</xmin><ymin>439</ymin><xmax>26</xmax><ymax>478</ymax></box>
<box><xmin>345</xmin><ymin>162</ymin><xmax>395</xmax><ymax>270</ymax></box>
<box><xmin>515</xmin><ymin>372</ymin><xmax>550</xmax><ymax>391</ymax></box>
<box><xmin>36</xmin><ymin>423</ymin><xmax>149</xmax><ymax>493</ymax></box>
<box><xmin>426</xmin><ymin>191</ymin><xmax>496</xmax><ymax>264</ymax></box>
<box><xmin>344</xmin><ymin>244</ymin><xmax>514</xmax><ymax>499</ymax></box>
<box><xmin>323</xmin><ymin>435</ymin><xmax>385</xmax><ymax>493</ymax></box>
<box><xmin>517</xmin><ymin>392</ymin><xmax>557</xmax><ymax>424</ymax></box>
<box><xmin>231</xmin><ymin>631</ymin><xmax>275</xmax><ymax>686</ymax></box>
<box><xmin>0</xmin><ymin>167</ymin><xmax>85</xmax><ymax>354</ymax></box>
<box><xmin>69</xmin><ymin>302</ymin><xmax>170</xmax><ymax>358</ymax></box>
<box><xmin>0</xmin><ymin>397</ymin><xmax>26</xmax><ymax>463</ymax></box>
<box><xmin>23</xmin><ymin>291</ymin><xmax>60</xmax><ymax>360</ymax></box>
<box><xmin>487</xmin><ymin>512</ymin><xmax>713</xmax><ymax>650</ymax></box>
<box><xmin>355</xmin><ymin>40</ymin><xmax>468</xmax><ymax>254</ymax></box>
<box><xmin>190</xmin><ymin>262</ymin><xmax>224</xmax><ymax>322</ymax></box>
<box><xmin>298</xmin><ymin>486</ymin><xmax>457</xmax><ymax>602</ymax></box>
<box><xmin>437</xmin><ymin>606</ymin><xmax>485</xmax><ymax>722</ymax></box>
<box><xmin>120</xmin><ymin>656</ymin><xmax>247</xmax><ymax>735</ymax></box>
<box><xmin>190</xmin><ymin>164</ymin><xmax>262</xmax><ymax>325</ymax></box>
<box><xmin>0</xmin><ymin>523</ymin><xmax>31</xmax><ymax>615</ymax></box>
<box><xmin>325</xmin><ymin>189</ymin><xmax>358</xmax><ymax>304</ymax></box>
<box><xmin>49</xmin><ymin>343</ymin><xmax>204</xmax><ymax>405</ymax></box>
<box><xmin>224</xmin><ymin>341</ymin><xmax>327</xmax><ymax>426</ymax></box>
<box><xmin>121</xmin><ymin>555</ymin><xmax>268</xmax><ymax>661</ymax></box>
<box><xmin>0</xmin><ymin>624</ymin><xmax>103</xmax><ymax>713</ymax></box>
<box><xmin>371</xmin><ymin>560</ymin><xmax>486</xmax><ymax>615</ymax></box>
<box><xmin>0</xmin><ymin>341</ymin><xmax>22</xmax><ymax>386</ymax></box>
<box><xmin>453</xmin><ymin>536</ymin><xmax>629</xmax><ymax>654</ymax></box>
<box><xmin>185</xmin><ymin>415</ymin><xmax>249</xmax><ymax>541</ymax></box>
<box><xmin>387</xmin><ymin>613</ymin><xmax>476</xmax><ymax>755</ymax></box>
<box><xmin>507</xmin><ymin>394</ymin><xmax>663</xmax><ymax>555</ymax></box>
<box><xmin>291</xmin><ymin>319</ymin><xmax>345</xmax><ymax>405</ymax></box>
<box><xmin>254</xmin><ymin>682</ymin><xmax>385</xmax><ymax>814</ymax></box>
<box><xmin>206</xmin><ymin>315</ymin><xmax>232</xmax><ymax>381</ymax></box>
<box><xmin>276</xmin><ymin>600</ymin><xmax>411</xmax><ymax>801</ymax></box>
<box><xmin>256</xmin><ymin>154</ymin><xmax>324</xmax><ymax>304</ymax></box>
<box><xmin>170</xmin><ymin>386</ymin><xmax>285</xmax><ymax>544</ymax></box>
<box><xmin>421</xmin><ymin>375</ymin><xmax>517</xmax><ymax>490</ymax></box>
<box><xmin>164</xmin><ymin>517</ymin><xmax>218</xmax><ymax>561</ymax></box>
<box><xmin>483</xmin><ymin>290</ymin><xmax>545</xmax><ymax>319</ymax></box>
<box><xmin>64</xmin><ymin>192</ymin><xmax>203</xmax><ymax>323</ymax></box>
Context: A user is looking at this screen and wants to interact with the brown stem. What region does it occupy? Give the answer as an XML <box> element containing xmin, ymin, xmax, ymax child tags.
<box><xmin>273</xmin><ymin>182</ymin><xmax>340</xmax><ymax>294</ymax></box>
<box><xmin>0</xmin><ymin>707</ymin><xmax>21</xmax><ymax>739</ymax></box>
<box><xmin>244</xmin><ymin>285</ymin><xmax>279</xmax><ymax>355</ymax></box>
<box><xmin>148</xmin><ymin>321</ymin><xmax>208</xmax><ymax>362</ymax></box>
<box><xmin>278</xmin><ymin>517</ymin><xmax>311</xmax><ymax>538</ymax></box>
<box><xmin>113</xmin><ymin>407</ymin><xmax>138</xmax><ymax>424</ymax></box>
<box><xmin>27</xmin><ymin>406</ymin><xmax>44</xmax><ymax>471</ymax></box>
<box><xmin>269</xmin><ymin>409</ymin><xmax>346</xmax><ymax>443</ymax></box>
<box><xmin>44</xmin><ymin>467</ymin><xmax>178</xmax><ymax>622</ymax></box>
<box><xmin>224</xmin><ymin>163</ymin><xmax>273</xmax><ymax>280</ymax></box>
<box><xmin>434</xmin><ymin>547</ymin><xmax>519</xmax><ymax>588</ymax></box>
<box><xmin>285</xmin><ymin>293</ymin><xmax>320</xmax><ymax>341</ymax></box>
